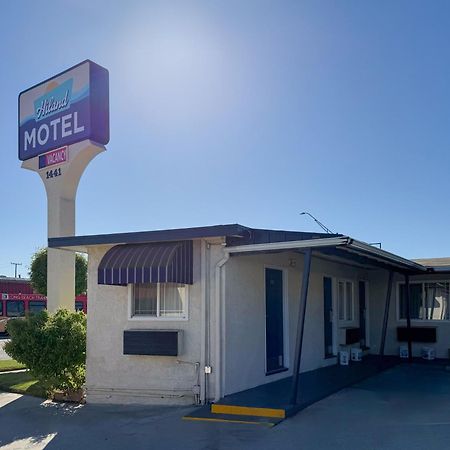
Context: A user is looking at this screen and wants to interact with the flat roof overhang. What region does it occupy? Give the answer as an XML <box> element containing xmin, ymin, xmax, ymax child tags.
<box><xmin>225</xmin><ymin>236</ymin><xmax>428</xmax><ymax>274</ymax></box>
<box><xmin>47</xmin><ymin>224</ymin><xmax>251</xmax><ymax>253</ymax></box>
<box><xmin>48</xmin><ymin>224</ymin><xmax>428</xmax><ymax>275</ymax></box>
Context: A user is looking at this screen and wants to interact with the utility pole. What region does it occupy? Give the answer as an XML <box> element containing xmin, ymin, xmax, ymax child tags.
<box><xmin>10</xmin><ymin>262</ymin><xmax>22</xmax><ymax>278</ymax></box>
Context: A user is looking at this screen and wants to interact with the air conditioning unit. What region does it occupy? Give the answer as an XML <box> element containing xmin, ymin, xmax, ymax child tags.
<box><xmin>399</xmin><ymin>346</ymin><xmax>409</xmax><ymax>359</ymax></box>
<box><xmin>123</xmin><ymin>329</ymin><xmax>183</xmax><ymax>356</ymax></box>
<box><xmin>339</xmin><ymin>350</ymin><xmax>349</xmax><ymax>366</ymax></box>
<box><xmin>351</xmin><ymin>348</ymin><xmax>362</xmax><ymax>362</ymax></box>
<box><xmin>421</xmin><ymin>347</ymin><xmax>435</xmax><ymax>360</ymax></box>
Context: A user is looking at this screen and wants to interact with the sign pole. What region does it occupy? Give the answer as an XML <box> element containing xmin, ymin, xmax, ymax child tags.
<box><xmin>22</xmin><ymin>140</ymin><xmax>105</xmax><ymax>312</ymax></box>
<box><xmin>18</xmin><ymin>60</ymin><xmax>109</xmax><ymax>313</ymax></box>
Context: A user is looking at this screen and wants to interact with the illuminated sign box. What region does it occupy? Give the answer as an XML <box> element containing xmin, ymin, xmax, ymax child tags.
<box><xmin>18</xmin><ymin>60</ymin><xmax>109</xmax><ymax>161</ymax></box>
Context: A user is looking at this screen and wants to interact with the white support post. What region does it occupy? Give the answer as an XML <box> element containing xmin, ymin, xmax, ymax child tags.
<box><xmin>22</xmin><ymin>140</ymin><xmax>105</xmax><ymax>313</ymax></box>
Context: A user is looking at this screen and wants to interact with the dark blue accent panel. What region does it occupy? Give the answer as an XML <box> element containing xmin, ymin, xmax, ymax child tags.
<box><xmin>226</xmin><ymin>228</ymin><xmax>341</xmax><ymax>247</ymax></box>
<box><xmin>266</xmin><ymin>268</ymin><xmax>284</xmax><ymax>373</ymax></box>
<box><xmin>359</xmin><ymin>281</ymin><xmax>367</xmax><ymax>347</ymax></box>
<box><xmin>38</xmin><ymin>154</ymin><xmax>46</xmax><ymax>169</ymax></box>
<box><xmin>323</xmin><ymin>277</ymin><xmax>333</xmax><ymax>358</ymax></box>
<box><xmin>89</xmin><ymin>62</ymin><xmax>110</xmax><ymax>146</ymax></box>
<box><xmin>134</xmin><ymin>269</ymin><xmax>143</xmax><ymax>284</ymax></box>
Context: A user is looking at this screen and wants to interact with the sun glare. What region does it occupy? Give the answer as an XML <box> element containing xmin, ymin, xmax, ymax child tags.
<box><xmin>114</xmin><ymin>7</ymin><xmax>240</xmax><ymax>129</ymax></box>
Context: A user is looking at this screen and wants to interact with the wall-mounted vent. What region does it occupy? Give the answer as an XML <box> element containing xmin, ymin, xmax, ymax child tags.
<box><xmin>397</xmin><ymin>327</ymin><xmax>437</xmax><ymax>343</ymax></box>
<box><xmin>123</xmin><ymin>330</ymin><xmax>182</xmax><ymax>356</ymax></box>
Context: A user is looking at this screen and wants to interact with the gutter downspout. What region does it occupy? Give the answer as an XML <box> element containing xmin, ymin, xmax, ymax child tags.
<box><xmin>200</xmin><ymin>240</ymin><xmax>207</xmax><ymax>404</ymax></box>
<box><xmin>214</xmin><ymin>251</ymin><xmax>229</xmax><ymax>402</ymax></box>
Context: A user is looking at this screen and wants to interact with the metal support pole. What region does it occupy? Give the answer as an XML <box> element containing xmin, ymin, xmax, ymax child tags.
<box><xmin>404</xmin><ymin>274</ymin><xmax>413</xmax><ymax>362</ymax></box>
<box><xmin>379</xmin><ymin>271</ymin><xmax>394</xmax><ymax>356</ymax></box>
<box><xmin>289</xmin><ymin>248</ymin><xmax>312</xmax><ymax>405</ymax></box>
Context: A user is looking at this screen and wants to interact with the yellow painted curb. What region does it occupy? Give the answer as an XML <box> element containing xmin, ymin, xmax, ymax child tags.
<box><xmin>182</xmin><ymin>416</ymin><xmax>275</xmax><ymax>427</ymax></box>
<box><xmin>211</xmin><ymin>404</ymin><xmax>286</xmax><ymax>418</ymax></box>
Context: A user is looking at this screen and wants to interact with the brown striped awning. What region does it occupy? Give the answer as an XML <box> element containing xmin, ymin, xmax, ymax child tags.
<box><xmin>98</xmin><ymin>240</ymin><xmax>193</xmax><ymax>285</ymax></box>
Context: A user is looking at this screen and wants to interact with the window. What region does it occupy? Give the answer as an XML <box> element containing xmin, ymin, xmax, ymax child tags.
<box><xmin>132</xmin><ymin>283</ymin><xmax>187</xmax><ymax>319</ymax></box>
<box><xmin>28</xmin><ymin>301</ymin><xmax>46</xmax><ymax>313</ymax></box>
<box><xmin>399</xmin><ymin>282</ymin><xmax>450</xmax><ymax>321</ymax></box>
<box><xmin>6</xmin><ymin>301</ymin><xmax>25</xmax><ymax>317</ymax></box>
<box><xmin>338</xmin><ymin>280</ymin><xmax>354</xmax><ymax>321</ymax></box>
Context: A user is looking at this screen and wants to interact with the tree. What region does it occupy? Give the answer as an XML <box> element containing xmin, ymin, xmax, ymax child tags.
<box><xmin>29</xmin><ymin>248</ymin><xmax>87</xmax><ymax>296</ymax></box>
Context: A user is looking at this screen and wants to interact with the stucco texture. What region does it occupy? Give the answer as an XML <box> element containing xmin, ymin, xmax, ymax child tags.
<box><xmin>85</xmin><ymin>242</ymin><xmax>203</xmax><ymax>405</ymax></box>
<box><xmin>223</xmin><ymin>252</ymin><xmax>369</xmax><ymax>395</ymax></box>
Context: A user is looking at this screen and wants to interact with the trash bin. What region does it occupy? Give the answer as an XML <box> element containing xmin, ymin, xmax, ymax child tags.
<box><xmin>421</xmin><ymin>347</ymin><xmax>435</xmax><ymax>360</ymax></box>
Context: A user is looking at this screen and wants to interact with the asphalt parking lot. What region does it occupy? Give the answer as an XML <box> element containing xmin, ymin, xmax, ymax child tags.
<box><xmin>1</xmin><ymin>363</ymin><xmax>450</xmax><ymax>450</ymax></box>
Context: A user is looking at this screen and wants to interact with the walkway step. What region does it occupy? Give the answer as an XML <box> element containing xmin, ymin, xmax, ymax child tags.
<box><xmin>183</xmin><ymin>406</ymin><xmax>282</xmax><ymax>427</ymax></box>
<box><xmin>211</xmin><ymin>403</ymin><xmax>286</xmax><ymax>418</ymax></box>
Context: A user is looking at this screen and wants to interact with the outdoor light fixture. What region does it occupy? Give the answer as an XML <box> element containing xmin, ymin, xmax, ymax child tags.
<box><xmin>300</xmin><ymin>211</ymin><xmax>335</xmax><ymax>234</ymax></box>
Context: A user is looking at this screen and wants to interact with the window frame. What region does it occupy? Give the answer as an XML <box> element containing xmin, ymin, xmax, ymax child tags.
<box><xmin>6</xmin><ymin>300</ymin><xmax>25</xmax><ymax>317</ymax></box>
<box><xmin>337</xmin><ymin>279</ymin><xmax>355</xmax><ymax>323</ymax></box>
<box><xmin>128</xmin><ymin>283</ymin><xmax>189</xmax><ymax>321</ymax></box>
<box><xmin>397</xmin><ymin>280</ymin><xmax>450</xmax><ymax>323</ymax></box>
<box><xmin>28</xmin><ymin>300</ymin><xmax>47</xmax><ymax>314</ymax></box>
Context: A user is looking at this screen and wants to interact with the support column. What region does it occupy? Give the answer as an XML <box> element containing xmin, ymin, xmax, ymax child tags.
<box><xmin>46</xmin><ymin>193</ymin><xmax>76</xmax><ymax>312</ymax></box>
<box><xmin>22</xmin><ymin>140</ymin><xmax>106</xmax><ymax>313</ymax></box>
<box><xmin>379</xmin><ymin>271</ymin><xmax>394</xmax><ymax>356</ymax></box>
<box><xmin>404</xmin><ymin>274</ymin><xmax>413</xmax><ymax>362</ymax></box>
<box><xmin>289</xmin><ymin>248</ymin><xmax>312</xmax><ymax>406</ymax></box>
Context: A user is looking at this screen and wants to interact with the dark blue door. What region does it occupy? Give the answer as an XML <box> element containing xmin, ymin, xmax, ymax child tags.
<box><xmin>323</xmin><ymin>277</ymin><xmax>333</xmax><ymax>358</ymax></box>
<box><xmin>265</xmin><ymin>268</ymin><xmax>284</xmax><ymax>373</ymax></box>
<box><xmin>359</xmin><ymin>281</ymin><xmax>367</xmax><ymax>348</ymax></box>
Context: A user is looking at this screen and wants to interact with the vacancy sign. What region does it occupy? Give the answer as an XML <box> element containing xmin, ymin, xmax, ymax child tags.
<box><xmin>18</xmin><ymin>60</ymin><xmax>109</xmax><ymax>161</ymax></box>
<box><xmin>38</xmin><ymin>146</ymin><xmax>68</xmax><ymax>169</ymax></box>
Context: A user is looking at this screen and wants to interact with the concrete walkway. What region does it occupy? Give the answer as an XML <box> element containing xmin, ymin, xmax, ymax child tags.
<box><xmin>215</xmin><ymin>355</ymin><xmax>398</xmax><ymax>412</ymax></box>
<box><xmin>1</xmin><ymin>364</ymin><xmax>450</xmax><ymax>449</ymax></box>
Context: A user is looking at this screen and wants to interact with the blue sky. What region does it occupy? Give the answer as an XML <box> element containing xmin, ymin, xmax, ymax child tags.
<box><xmin>1</xmin><ymin>0</ymin><xmax>450</xmax><ymax>277</ymax></box>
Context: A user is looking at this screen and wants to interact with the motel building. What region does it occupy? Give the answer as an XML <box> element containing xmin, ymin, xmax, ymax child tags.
<box><xmin>48</xmin><ymin>224</ymin><xmax>450</xmax><ymax>424</ymax></box>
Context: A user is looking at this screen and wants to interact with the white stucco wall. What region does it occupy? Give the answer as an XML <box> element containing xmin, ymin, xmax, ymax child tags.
<box><xmin>223</xmin><ymin>252</ymin><xmax>369</xmax><ymax>396</ymax></box>
<box><xmin>86</xmin><ymin>241</ymin><xmax>204</xmax><ymax>405</ymax></box>
<box><xmin>85</xmin><ymin>236</ymin><xmax>450</xmax><ymax>405</ymax></box>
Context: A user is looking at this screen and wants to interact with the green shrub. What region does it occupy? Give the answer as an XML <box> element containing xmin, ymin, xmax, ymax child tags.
<box><xmin>4</xmin><ymin>309</ymin><xmax>86</xmax><ymax>394</ymax></box>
